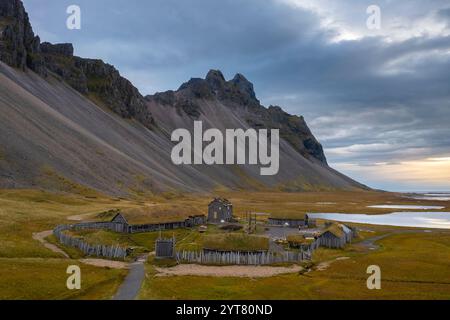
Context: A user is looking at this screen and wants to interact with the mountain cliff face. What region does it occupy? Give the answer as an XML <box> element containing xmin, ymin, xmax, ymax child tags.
<box><xmin>0</xmin><ymin>0</ymin><xmax>153</xmax><ymax>129</ymax></box>
<box><xmin>0</xmin><ymin>0</ymin><xmax>44</xmax><ymax>74</ymax></box>
<box><xmin>148</xmin><ymin>70</ymin><xmax>328</xmax><ymax>165</ymax></box>
<box><xmin>0</xmin><ymin>0</ymin><xmax>367</xmax><ymax>195</ymax></box>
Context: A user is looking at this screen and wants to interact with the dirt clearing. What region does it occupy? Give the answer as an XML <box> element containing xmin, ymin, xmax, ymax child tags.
<box><xmin>154</xmin><ymin>264</ymin><xmax>303</xmax><ymax>278</ymax></box>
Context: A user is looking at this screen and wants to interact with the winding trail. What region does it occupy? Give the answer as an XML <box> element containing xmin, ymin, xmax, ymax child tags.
<box><xmin>357</xmin><ymin>229</ymin><xmax>434</xmax><ymax>251</ymax></box>
<box><xmin>32</xmin><ymin>230</ymin><xmax>69</xmax><ymax>258</ymax></box>
<box><xmin>32</xmin><ymin>229</ymin><xmax>132</xmax><ymax>269</ymax></box>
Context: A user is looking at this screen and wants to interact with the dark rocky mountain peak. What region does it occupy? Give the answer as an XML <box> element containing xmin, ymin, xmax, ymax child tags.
<box><xmin>0</xmin><ymin>0</ymin><xmax>45</xmax><ymax>75</ymax></box>
<box><xmin>231</xmin><ymin>73</ymin><xmax>257</xmax><ymax>100</ymax></box>
<box><xmin>149</xmin><ymin>70</ymin><xmax>328</xmax><ymax>165</ymax></box>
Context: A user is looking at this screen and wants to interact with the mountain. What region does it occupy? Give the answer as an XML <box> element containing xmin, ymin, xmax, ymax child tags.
<box><xmin>0</xmin><ymin>0</ymin><xmax>367</xmax><ymax>196</ymax></box>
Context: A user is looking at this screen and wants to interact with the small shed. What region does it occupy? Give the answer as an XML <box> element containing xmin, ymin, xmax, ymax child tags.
<box><xmin>155</xmin><ymin>237</ymin><xmax>175</xmax><ymax>259</ymax></box>
<box><xmin>208</xmin><ymin>198</ymin><xmax>233</xmax><ymax>223</ymax></box>
<box><xmin>286</xmin><ymin>235</ymin><xmax>319</xmax><ymax>251</ymax></box>
<box><xmin>318</xmin><ymin>223</ymin><xmax>354</xmax><ymax>249</ymax></box>
<box><xmin>185</xmin><ymin>215</ymin><xmax>207</xmax><ymax>227</ymax></box>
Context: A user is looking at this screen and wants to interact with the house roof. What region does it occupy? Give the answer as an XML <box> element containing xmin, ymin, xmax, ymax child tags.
<box><xmin>322</xmin><ymin>223</ymin><xmax>345</xmax><ymax>238</ymax></box>
<box><xmin>287</xmin><ymin>235</ymin><xmax>315</xmax><ymax>245</ymax></box>
<box><xmin>209</xmin><ymin>198</ymin><xmax>232</xmax><ymax>207</ymax></box>
<box><xmin>104</xmin><ymin>209</ymin><xmax>204</xmax><ymax>225</ymax></box>
<box><xmin>267</xmin><ymin>212</ymin><xmax>307</xmax><ymax>220</ymax></box>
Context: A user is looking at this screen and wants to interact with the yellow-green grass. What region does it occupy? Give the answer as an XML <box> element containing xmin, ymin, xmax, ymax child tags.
<box><xmin>213</xmin><ymin>191</ymin><xmax>449</xmax><ymax>220</ymax></box>
<box><xmin>65</xmin><ymin>225</ymin><xmax>234</xmax><ymax>256</ymax></box>
<box><xmin>0</xmin><ymin>258</ymin><xmax>126</xmax><ymax>300</ymax></box>
<box><xmin>139</xmin><ymin>231</ymin><xmax>450</xmax><ymax>300</ymax></box>
<box><xmin>203</xmin><ymin>233</ymin><xmax>270</xmax><ymax>252</ymax></box>
<box><xmin>0</xmin><ymin>189</ymin><xmax>143</xmax><ymax>299</ymax></box>
<box><xmin>2</xmin><ymin>188</ymin><xmax>449</xmax><ymax>300</ymax></box>
<box><xmin>0</xmin><ymin>189</ymin><xmax>144</xmax><ymax>258</ymax></box>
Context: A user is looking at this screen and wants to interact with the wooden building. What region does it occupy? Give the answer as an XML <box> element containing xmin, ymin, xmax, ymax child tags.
<box><xmin>208</xmin><ymin>198</ymin><xmax>233</xmax><ymax>223</ymax></box>
<box><xmin>317</xmin><ymin>223</ymin><xmax>354</xmax><ymax>249</ymax></box>
<box><xmin>267</xmin><ymin>217</ymin><xmax>309</xmax><ymax>228</ymax></box>
<box><xmin>286</xmin><ymin>235</ymin><xmax>319</xmax><ymax>251</ymax></box>
<box><xmin>155</xmin><ymin>237</ymin><xmax>175</xmax><ymax>259</ymax></box>
<box><xmin>110</xmin><ymin>212</ymin><xmax>206</xmax><ymax>234</ymax></box>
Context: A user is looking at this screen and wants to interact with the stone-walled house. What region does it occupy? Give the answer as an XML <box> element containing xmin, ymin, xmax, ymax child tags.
<box><xmin>208</xmin><ymin>198</ymin><xmax>233</xmax><ymax>223</ymax></box>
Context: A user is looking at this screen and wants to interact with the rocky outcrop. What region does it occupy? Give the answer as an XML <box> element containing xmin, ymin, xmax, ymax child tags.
<box><xmin>40</xmin><ymin>43</ymin><xmax>154</xmax><ymax>128</ymax></box>
<box><xmin>0</xmin><ymin>0</ymin><xmax>45</xmax><ymax>75</ymax></box>
<box><xmin>0</xmin><ymin>1</ymin><xmax>154</xmax><ymax>129</ymax></box>
<box><xmin>148</xmin><ymin>70</ymin><xmax>328</xmax><ymax>165</ymax></box>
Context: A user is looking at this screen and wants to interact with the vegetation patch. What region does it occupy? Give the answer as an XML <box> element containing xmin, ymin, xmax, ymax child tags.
<box><xmin>203</xmin><ymin>233</ymin><xmax>269</xmax><ymax>252</ymax></box>
<box><xmin>0</xmin><ymin>258</ymin><xmax>126</xmax><ymax>300</ymax></box>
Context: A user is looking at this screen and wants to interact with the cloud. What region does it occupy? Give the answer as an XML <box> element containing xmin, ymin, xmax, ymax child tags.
<box><xmin>22</xmin><ymin>0</ymin><xmax>450</xmax><ymax>191</ymax></box>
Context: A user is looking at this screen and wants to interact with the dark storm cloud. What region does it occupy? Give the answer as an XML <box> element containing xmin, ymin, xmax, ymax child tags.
<box><xmin>23</xmin><ymin>0</ymin><xmax>450</xmax><ymax>190</ymax></box>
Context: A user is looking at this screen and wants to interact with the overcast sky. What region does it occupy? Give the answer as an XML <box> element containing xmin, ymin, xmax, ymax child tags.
<box><xmin>23</xmin><ymin>0</ymin><xmax>450</xmax><ymax>191</ymax></box>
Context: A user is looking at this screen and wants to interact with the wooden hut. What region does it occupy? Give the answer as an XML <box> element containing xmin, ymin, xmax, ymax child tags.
<box><xmin>155</xmin><ymin>237</ymin><xmax>175</xmax><ymax>259</ymax></box>
<box><xmin>267</xmin><ymin>217</ymin><xmax>308</xmax><ymax>228</ymax></box>
<box><xmin>318</xmin><ymin>223</ymin><xmax>354</xmax><ymax>249</ymax></box>
<box><xmin>286</xmin><ymin>235</ymin><xmax>319</xmax><ymax>251</ymax></box>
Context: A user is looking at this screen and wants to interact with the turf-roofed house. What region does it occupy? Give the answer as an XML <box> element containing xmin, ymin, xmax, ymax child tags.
<box><xmin>110</xmin><ymin>211</ymin><xmax>206</xmax><ymax>233</ymax></box>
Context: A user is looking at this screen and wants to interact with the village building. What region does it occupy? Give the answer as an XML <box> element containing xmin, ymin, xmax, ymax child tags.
<box><xmin>155</xmin><ymin>237</ymin><xmax>176</xmax><ymax>259</ymax></box>
<box><xmin>286</xmin><ymin>235</ymin><xmax>319</xmax><ymax>251</ymax></box>
<box><xmin>207</xmin><ymin>198</ymin><xmax>233</xmax><ymax>223</ymax></box>
<box><xmin>267</xmin><ymin>213</ymin><xmax>316</xmax><ymax>228</ymax></box>
<box><xmin>317</xmin><ymin>223</ymin><xmax>355</xmax><ymax>249</ymax></box>
<box><xmin>110</xmin><ymin>212</ymin><xmax>206</xmax><ymax>234</ymax></box>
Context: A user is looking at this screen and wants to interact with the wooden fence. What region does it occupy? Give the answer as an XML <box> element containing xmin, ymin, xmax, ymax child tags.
<box><xmin>176</xmin><ymin>249</ymin><xmax>312</xmax><ymax>266</ymax></box>
<box><xmin>53</xmin><ymin>225</ymin><xmax>128</xmax><ymax>260</ymax></box>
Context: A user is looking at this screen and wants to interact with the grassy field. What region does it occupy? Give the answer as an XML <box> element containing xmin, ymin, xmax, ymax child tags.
<box><xmin>0</xmin><ymin>189</ymin><xmax>140</xmax><ymax>299</ymax></box>
<box><xmin>203</xmin><ymin>233</ymin><xmax>270</xmax><ymax>252</ymax></box>
<box><xmin>0</xmin><ymin>258</ymin><xmax>126</xmax><ymax>300</ymax></box>
<box><xmin>1</xmin><ymin>188</ymin><xmax>449</xmax><ymax>300</ymax></box>
<box><xmin>139</xmin><ymin>231</ymin><xmax>450</xmax><ymax>300</ymax></box>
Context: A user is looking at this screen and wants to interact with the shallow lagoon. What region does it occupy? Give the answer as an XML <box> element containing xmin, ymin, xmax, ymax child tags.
<box><xmin>368</xmin><ymin>205</ymin><xmax>445</xmax><ymax>210</ymax></box>
<box><xmin>308</xmin><ymin>212</ymin><xmax>450</xmax><ymax>229</ymax></box>
<box><xmin>407</xmin><ymin>193</ymin><xmax>450</xmax><ymax>201</ymax></box>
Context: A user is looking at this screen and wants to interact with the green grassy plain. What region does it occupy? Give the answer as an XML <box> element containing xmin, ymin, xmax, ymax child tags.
<box><xmin>0</xmin><ymin>188</ymin><xmax>449</xmax><ymax>300</ymax></box>
<box><xmin>0</xmin><ymin>189</ymin><xmax>139</xmax><ymax>299</ymax></box>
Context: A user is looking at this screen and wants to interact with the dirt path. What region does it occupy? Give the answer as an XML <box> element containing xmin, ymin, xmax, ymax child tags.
<box><xmin>113</xmin><ymin>255</ymin><xmax>148</xmax><ymax>300</ymax></box>
<box><xmin>67</xmin><ymin>213</ymin><xmax>92</xmax><ymax>221</ymax></box>
<box><xmin>80</xmin><ymin>259</ymin><xmax>129</xmax><ymax>269</ymax></box>
<box><xmin>32</xmin><ymin>230</ymin><xmax>131</xmax><ymax>271</ymax></box>
<box><xmin>32</xmin><ymin>230</ymin><xmax>69</xmax><ymax>258</ymax></box>
<box><xmin>315</xmin><ymin>257</ymin><xmax>350</xmax><ymax>271</ymax></box>
<box><xmin>154</xmin><ymin>264</ymin><xmax>303</xmax><ymax>278</ymax></box>
<box><xmin>357</xmin><ymin>229</ymin><xmax>434</xmax><ymax>251</ymax></box>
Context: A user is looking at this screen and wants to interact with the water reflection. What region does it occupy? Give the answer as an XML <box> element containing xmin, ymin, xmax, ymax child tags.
<box><xmin>308</xmin><ymin>212</ymin><xmax>450</xmax><ymax>229</ymax></box>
